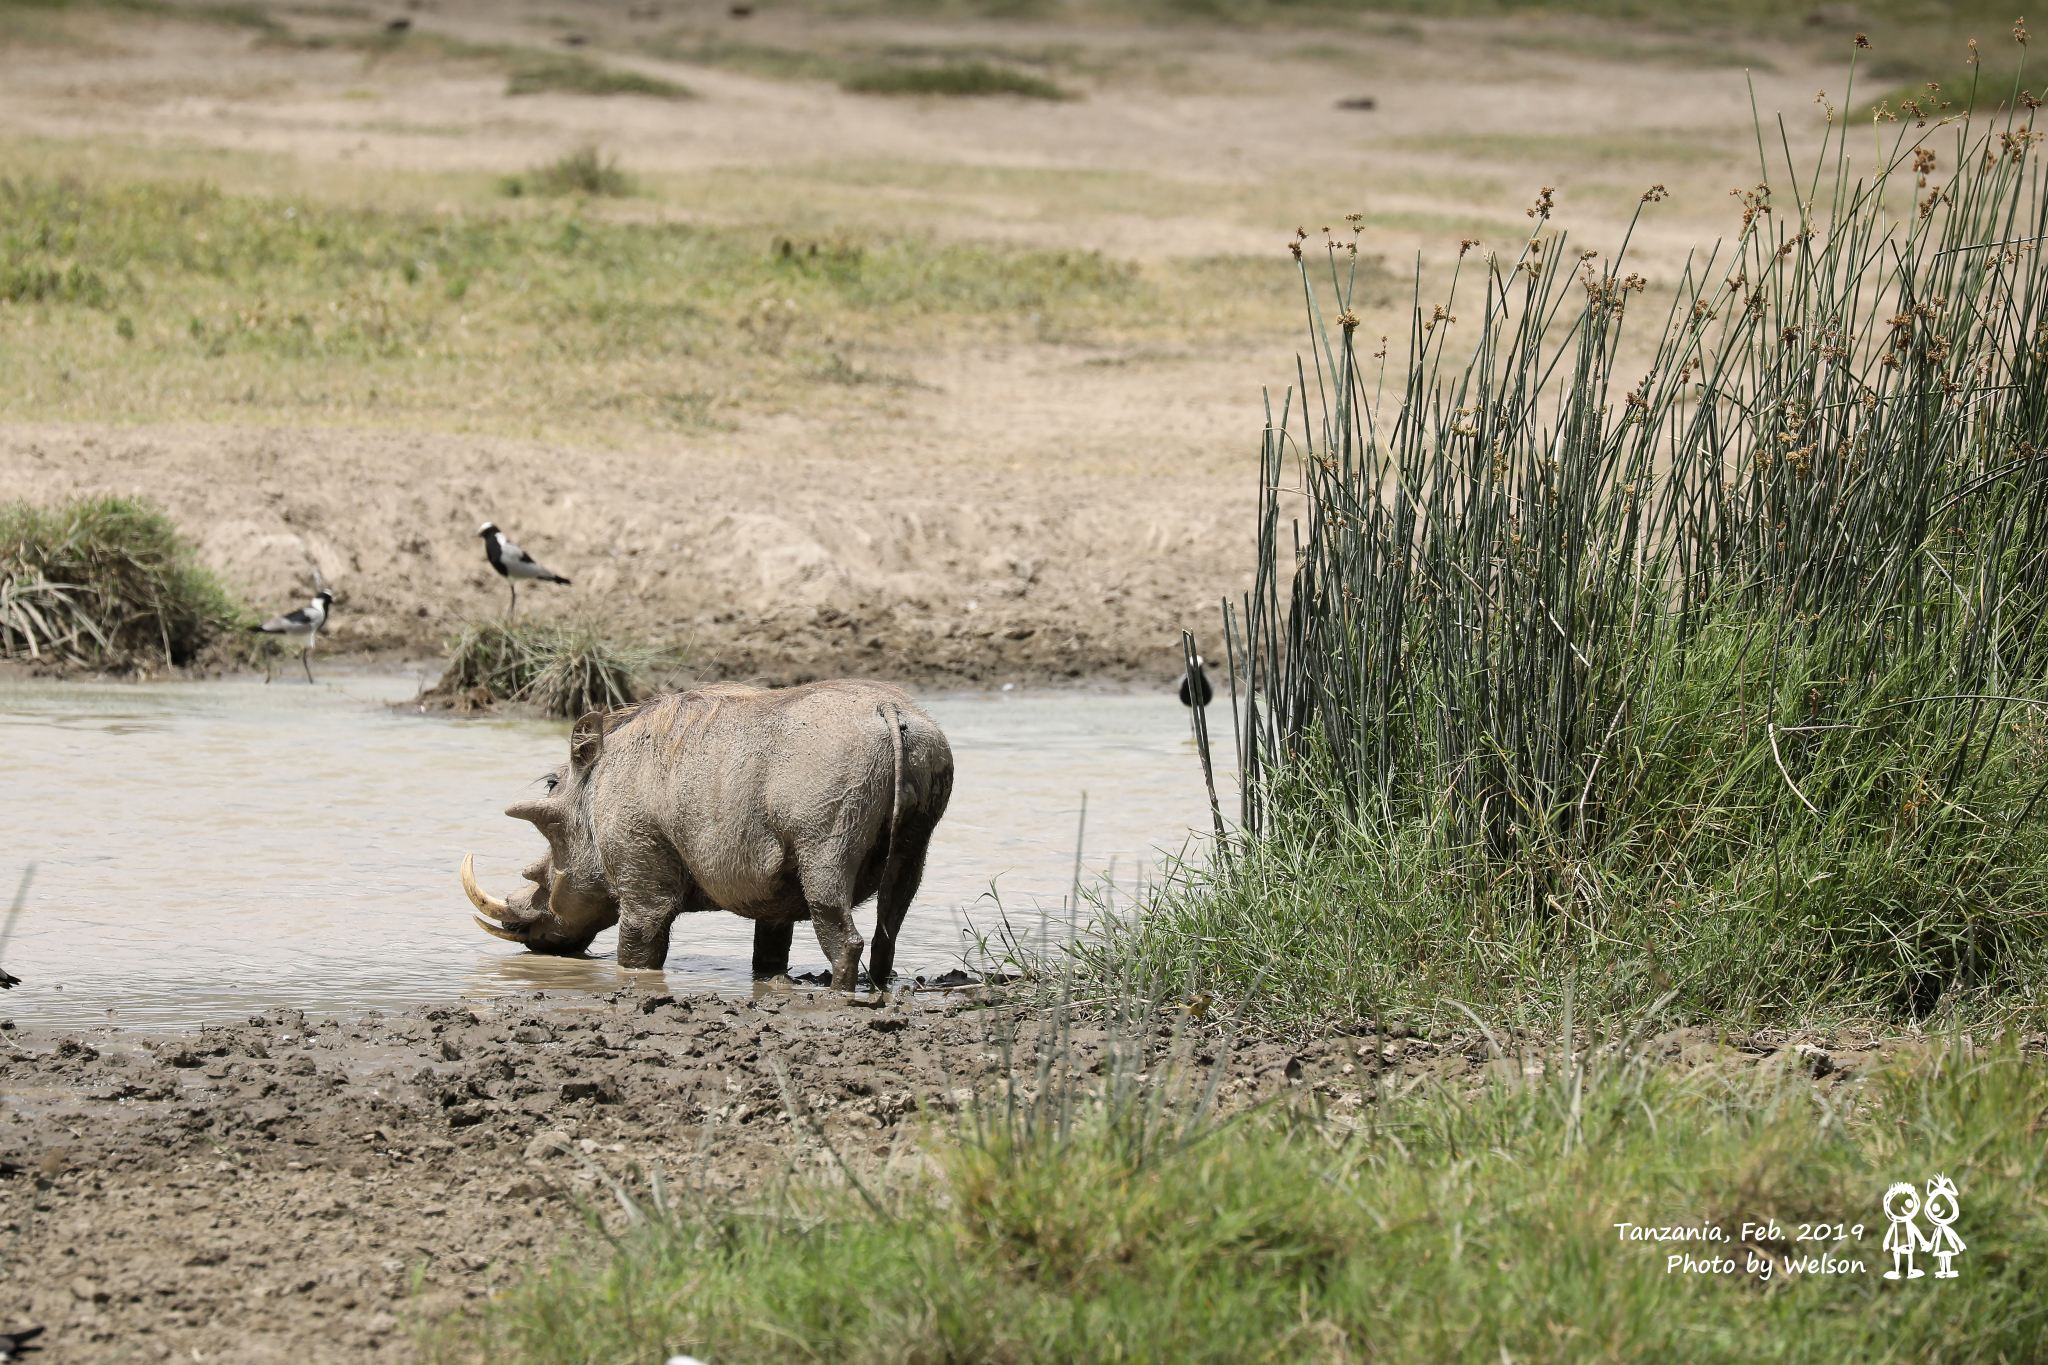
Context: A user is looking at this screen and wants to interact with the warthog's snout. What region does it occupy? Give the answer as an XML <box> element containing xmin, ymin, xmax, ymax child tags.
<box><xmin>462</xmin><ymin>852</ymin><xmax>589</xmax><ymax>950</ymax></box>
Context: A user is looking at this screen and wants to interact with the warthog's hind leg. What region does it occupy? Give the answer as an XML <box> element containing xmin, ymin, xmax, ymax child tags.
<box><xmin>868</xmin><ymin>806</ymin><xmax>941</xmax><ymax>989</ymax></box>
<box><xmin>797</xmin><ymin>850</ymin><xmax>864</xmax><ymax>992</ymax></box>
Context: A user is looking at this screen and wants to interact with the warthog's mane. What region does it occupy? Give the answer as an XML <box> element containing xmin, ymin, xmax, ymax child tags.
<box><xmin>597</xmin><ymin>683</ymin><xmax>767</xmax><ymax>758</ymax></box>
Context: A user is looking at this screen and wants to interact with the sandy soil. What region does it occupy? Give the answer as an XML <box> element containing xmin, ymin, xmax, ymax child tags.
<box><xmin>0</xmin><ymin>983</ymin><xmax>1943</xmax><ymax>1365</ymax></box>
<box><xmin>0</xmin><ymin>345</ymin><xmax>1258</xmax><ymax>689</ymax></box>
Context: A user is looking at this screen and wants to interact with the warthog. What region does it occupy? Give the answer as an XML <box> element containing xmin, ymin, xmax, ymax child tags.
<box><xmin>462</xmin><ymin>680</ymin><xmax>953</xmax><ymax>990</ymax></box>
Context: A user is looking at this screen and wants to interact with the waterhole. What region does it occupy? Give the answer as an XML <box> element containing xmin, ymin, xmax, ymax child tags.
<box><xmin>3</xmin><ymin>673</ymin><xmax>1230</xmax><ymax>1029</ymax></box>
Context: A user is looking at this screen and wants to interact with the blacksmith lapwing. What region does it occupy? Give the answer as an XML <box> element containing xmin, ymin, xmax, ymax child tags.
<box><xmin>252</xmin><ymin>589</ymin><xmax>333</xmax><ymax>684</ymax></box>
<box><xmin>0</xmin><ymin>1324</ymin><xmax>45</xmax><ymax>1358</ymax></box>
<box><xmin>479</xmin><ymin>522</ymin><xmax>571</xmax><ymax>621</ymax></box>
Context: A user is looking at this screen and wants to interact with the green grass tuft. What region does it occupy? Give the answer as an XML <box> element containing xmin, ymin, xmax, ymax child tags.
<box><xmin>841</xmin><ymin>60</ymin><xmax>1072</xmax><ymax>100</ymax></box>
<box><xmin>502</xmin><ymin>144</ymin><xmax>633</xmax><ymax>199</ymax></box>
<box><xmin>505</xmin><ymin>52</ymin><xmax>693</xmax><ymax>99</ymax></box>
<box><xmin>0</xmin><ymin>494</ymin><xmax>242</xmax><ymax>668</ymax></box>
<box><xmin>432</xmin><ymin>619</ymin><xmax>654</xmax><ymax>718</ymax></box>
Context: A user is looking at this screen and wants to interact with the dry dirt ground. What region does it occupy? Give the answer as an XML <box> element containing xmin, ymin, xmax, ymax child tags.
<box><xmin>0</xmin><ymin>0</ymin><xmax>1890</xmax><ymax>685</ymax></box>
<box><xmin>0</xmin><ymin>983</ymin><xmax>1952</xmax><ymax>1365</ymax></box>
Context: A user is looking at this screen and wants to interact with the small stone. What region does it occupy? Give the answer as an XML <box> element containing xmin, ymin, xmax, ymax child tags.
<box><xmin>1794</xmin><ymin>1043</ymin><xmax>1835</xmax><ymax>1078</ymax></box>
<box><xmin>523</xmin><ymin>1130</ymin><xmax>573</xmax><ymax>1160</ymax></box>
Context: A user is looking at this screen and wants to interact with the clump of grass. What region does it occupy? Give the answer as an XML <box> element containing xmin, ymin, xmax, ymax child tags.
<box><xmin>502</xmin><ymin>144</ymin><xmax>632</xmax><ymax>199</ymax></box>
<box><xmin>841</xmin><ymin>60</ymin><xmax>1071</xmax><ymax>100</ymax></box>
<box><xmin>0</xmin><ymin>494</ymin><xmax>241</xmax><ymax>668</ymax></box>
<box><xmin>1130</xmin><ymin>56</ymin><xmax>2048</xmax><ymax>1031</ymax></box>
<box><xmin>506</xmin><ymin>52</ymin><xmax>693</xmax><ymax>99</ymax></box>
<box><xmin>432</xmin><ymin>619</ymin><xmax>652</xmax><ymax>718</ymax></box>
<box><xmin>432</xmin><ymin>1013</ymin><xmax>2048</xmax><ymax>1365</ymax></box>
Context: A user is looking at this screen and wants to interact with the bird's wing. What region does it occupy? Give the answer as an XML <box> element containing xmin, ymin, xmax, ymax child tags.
<box><xmin>505</xmin><ymin>540</ymin><xmax>541</xmax><ymax>566</ymax></box>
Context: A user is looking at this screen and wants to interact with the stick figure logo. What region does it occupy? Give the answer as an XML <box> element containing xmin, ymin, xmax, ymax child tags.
<box><xmin>1923</xmin><ymin>1175</ymin><xmax>1966</xmax><ymax>1278</ymax></box>
<box><xmin>1883</xmin><ymin>1182</ymin><xmax>1924</xmax><ymax>1280</ymax></box>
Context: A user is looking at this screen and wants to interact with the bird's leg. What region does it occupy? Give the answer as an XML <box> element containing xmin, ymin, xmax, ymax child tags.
<box><xmin>508</xmin><ymin>582</ymin><xmax>518</xmax><ymax>623</ymax></box>
<box><xmin>301</xmin><ymin>647</ymin><xmax>315</xmax><ymax>684</ymax></box>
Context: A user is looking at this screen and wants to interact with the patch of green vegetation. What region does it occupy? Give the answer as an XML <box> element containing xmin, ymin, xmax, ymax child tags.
<box><xmin>432</xmin><ymin>619</ymin><xmax>654</xmax><ymax>717</ymax></box>
<box><xmin>1486</xmin><ymin>26</ymin><xmax>1767</xmax><ymax>67</ymax></box>
<box><xmin>505</xmin><ymin>51</ymin><xmax>694</xmax><ymax>99</ymax></box>
<box><xmin>842</xmin><ymin>60</ymin><xmax>1072</xmax><ymax>99</ymax></box>
<box><xmin>635</xmin><ymin>29</ymin><xmax>849</xmax><ymax>82</ymax></box>
<box><xmin>1858</xmin><ymin>59</ymin><xmax>2038</xmax><ymax>123</ymax></box>
<box><xmin>0</xmin><ymin>170</ymin><xmax>1212</xmax><ymax>434</ymax></box>
<box><xmin>0</xmin><ymin>494</ymin><xmax>242</xmax><ymax>667</ymax></box>
<box><xmin>433</xmin><ymin>1034</ymin><xmax>2048</xmax><ymax>1365</ymax></box>
<box><xmin>501</xmin><ymin>144</ymin><xmax>633</xmax><ymax>199</ymax></box>
<box><xmin>1396</xmin><ymin>128</ymin><xmax>1737</xmax><ymax>165</ymax></box>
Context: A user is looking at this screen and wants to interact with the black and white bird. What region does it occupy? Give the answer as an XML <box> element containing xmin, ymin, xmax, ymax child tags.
<box><xmin>0</xmin><ymin>1325</ymin><xmax>45</xmax><ymax>1359</ymax></box>
<box><xmin>478</xmin><ymin>522</ymin><xmax>572</xmax><ymax>621</ymax></box>
<box><xmin>252</xmin><ymin>589</ymin><xmax>333</xmax><ymax>684</ymax></box>
<box><xmin>1178</xmin><ymin>654</ymin><xmax>1214</xmax><ymax>708</ymax></box>
<box><xmin>0</xmin><ymin>966</ymin><xmax>19</xmax><ymax>990</ymax></box>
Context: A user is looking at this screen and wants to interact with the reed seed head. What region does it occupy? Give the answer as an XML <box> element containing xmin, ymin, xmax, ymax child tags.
<box><xmin>1855</xmin><ymin>32</ymin><xmax>1870</xmax><ymax>49</ymax></box>
<box><xmin>1642</xmin><ymin>184</ymin><xmax>1668</xmax><ymax>203</ymax></box>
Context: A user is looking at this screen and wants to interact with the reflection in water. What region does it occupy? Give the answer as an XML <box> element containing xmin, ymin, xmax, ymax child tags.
<box><xmin>5</xmin><ymin>675</ymin><xmax>1227</xmax><ymax>1029</ymax></box>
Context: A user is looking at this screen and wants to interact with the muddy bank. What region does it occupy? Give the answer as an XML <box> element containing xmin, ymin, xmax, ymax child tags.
<box><xmin>0</xmin><ymin>986</ymin><xmax>1957</xmax><ymax>1364</ymax></box>
<box><xmin>0</xmin><ymin>410</ymin><xmax>1251</xmax><ymax>691</ymax></box>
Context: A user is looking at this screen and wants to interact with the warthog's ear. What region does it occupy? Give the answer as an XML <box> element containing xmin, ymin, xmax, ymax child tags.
<box><xmin>569</xmin><ymin>709</ymin><xmax>608</xmax><ymax>772</ymax></box>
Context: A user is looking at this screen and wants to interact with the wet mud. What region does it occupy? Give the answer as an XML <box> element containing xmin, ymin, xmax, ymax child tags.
<box><xmin>0</xmin><ymin>987</ymin><xmax>1955</xmax><ymax>1363</ymax></box>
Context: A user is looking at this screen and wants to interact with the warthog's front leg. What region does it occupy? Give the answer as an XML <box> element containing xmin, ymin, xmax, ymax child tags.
<box><xmin>612</xmin><ymin>858</ymin><xmax>686</xmax><ymax>971</ymax></box>
<box><xmin>752</xmin><ymin>919</ymin><xmax>796</xmax><ymax>979</ymax></box>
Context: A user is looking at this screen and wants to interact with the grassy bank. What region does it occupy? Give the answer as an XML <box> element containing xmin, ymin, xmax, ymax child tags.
<box><xmin>0</xmin><ymin>169</ymin><xmax>1305</xmax><ymax>439</ymax></box>
<box><xmin>0</xmin><ymin>493</ymin><xmax>242</xmax><ymax>668</ymax></box>
<box><xmin>1095</xmin><ymin>47</ymin><xmax>2048</xmax><ymax>1034</ymax></box>
<box><xmin>435</xmin><ymin>1031</ymin><xmax>2048</xmax><ymax>1365</ymax></box>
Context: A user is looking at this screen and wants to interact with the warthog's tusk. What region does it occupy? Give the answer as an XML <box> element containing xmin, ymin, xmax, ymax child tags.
<box><xmin>472</xmin><ymin>914</ymin><xmax>527</xmax><ymax>943</ymax></box>
<box><xmin>461</xmin><ymin>853</ymin><xmax>511</xmax><ymax>917</ymax></box>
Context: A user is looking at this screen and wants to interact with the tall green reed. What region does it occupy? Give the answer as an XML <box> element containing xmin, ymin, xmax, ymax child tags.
<box><xmin>1219</xmin><ymin>60</ymin><xmax>2048</xmax><ymax>1019</ymax></box>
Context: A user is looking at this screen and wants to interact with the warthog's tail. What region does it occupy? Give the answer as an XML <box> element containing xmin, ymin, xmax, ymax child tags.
<box><xmin>880</xmin><ymin>700</ymin><xmax>908</xmax><ymax>880</ymax></box>
<box><xmin>872</xmin><ymin>701</ymin><xmax>911</xmax><ymax>984</ymax></box>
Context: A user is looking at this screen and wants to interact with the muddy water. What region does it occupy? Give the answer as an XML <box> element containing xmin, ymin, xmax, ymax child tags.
<box><xmin>2</xmin><ymin>674</ymin><xmax>1229</xmax><ymax>1029</ymax></box>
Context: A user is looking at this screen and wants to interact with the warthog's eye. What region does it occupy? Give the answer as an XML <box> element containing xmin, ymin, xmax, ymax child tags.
<box><xmin>543</xmin><ymin>775</ymin><xmax>560</xmax><ymax>794</ymax></box>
